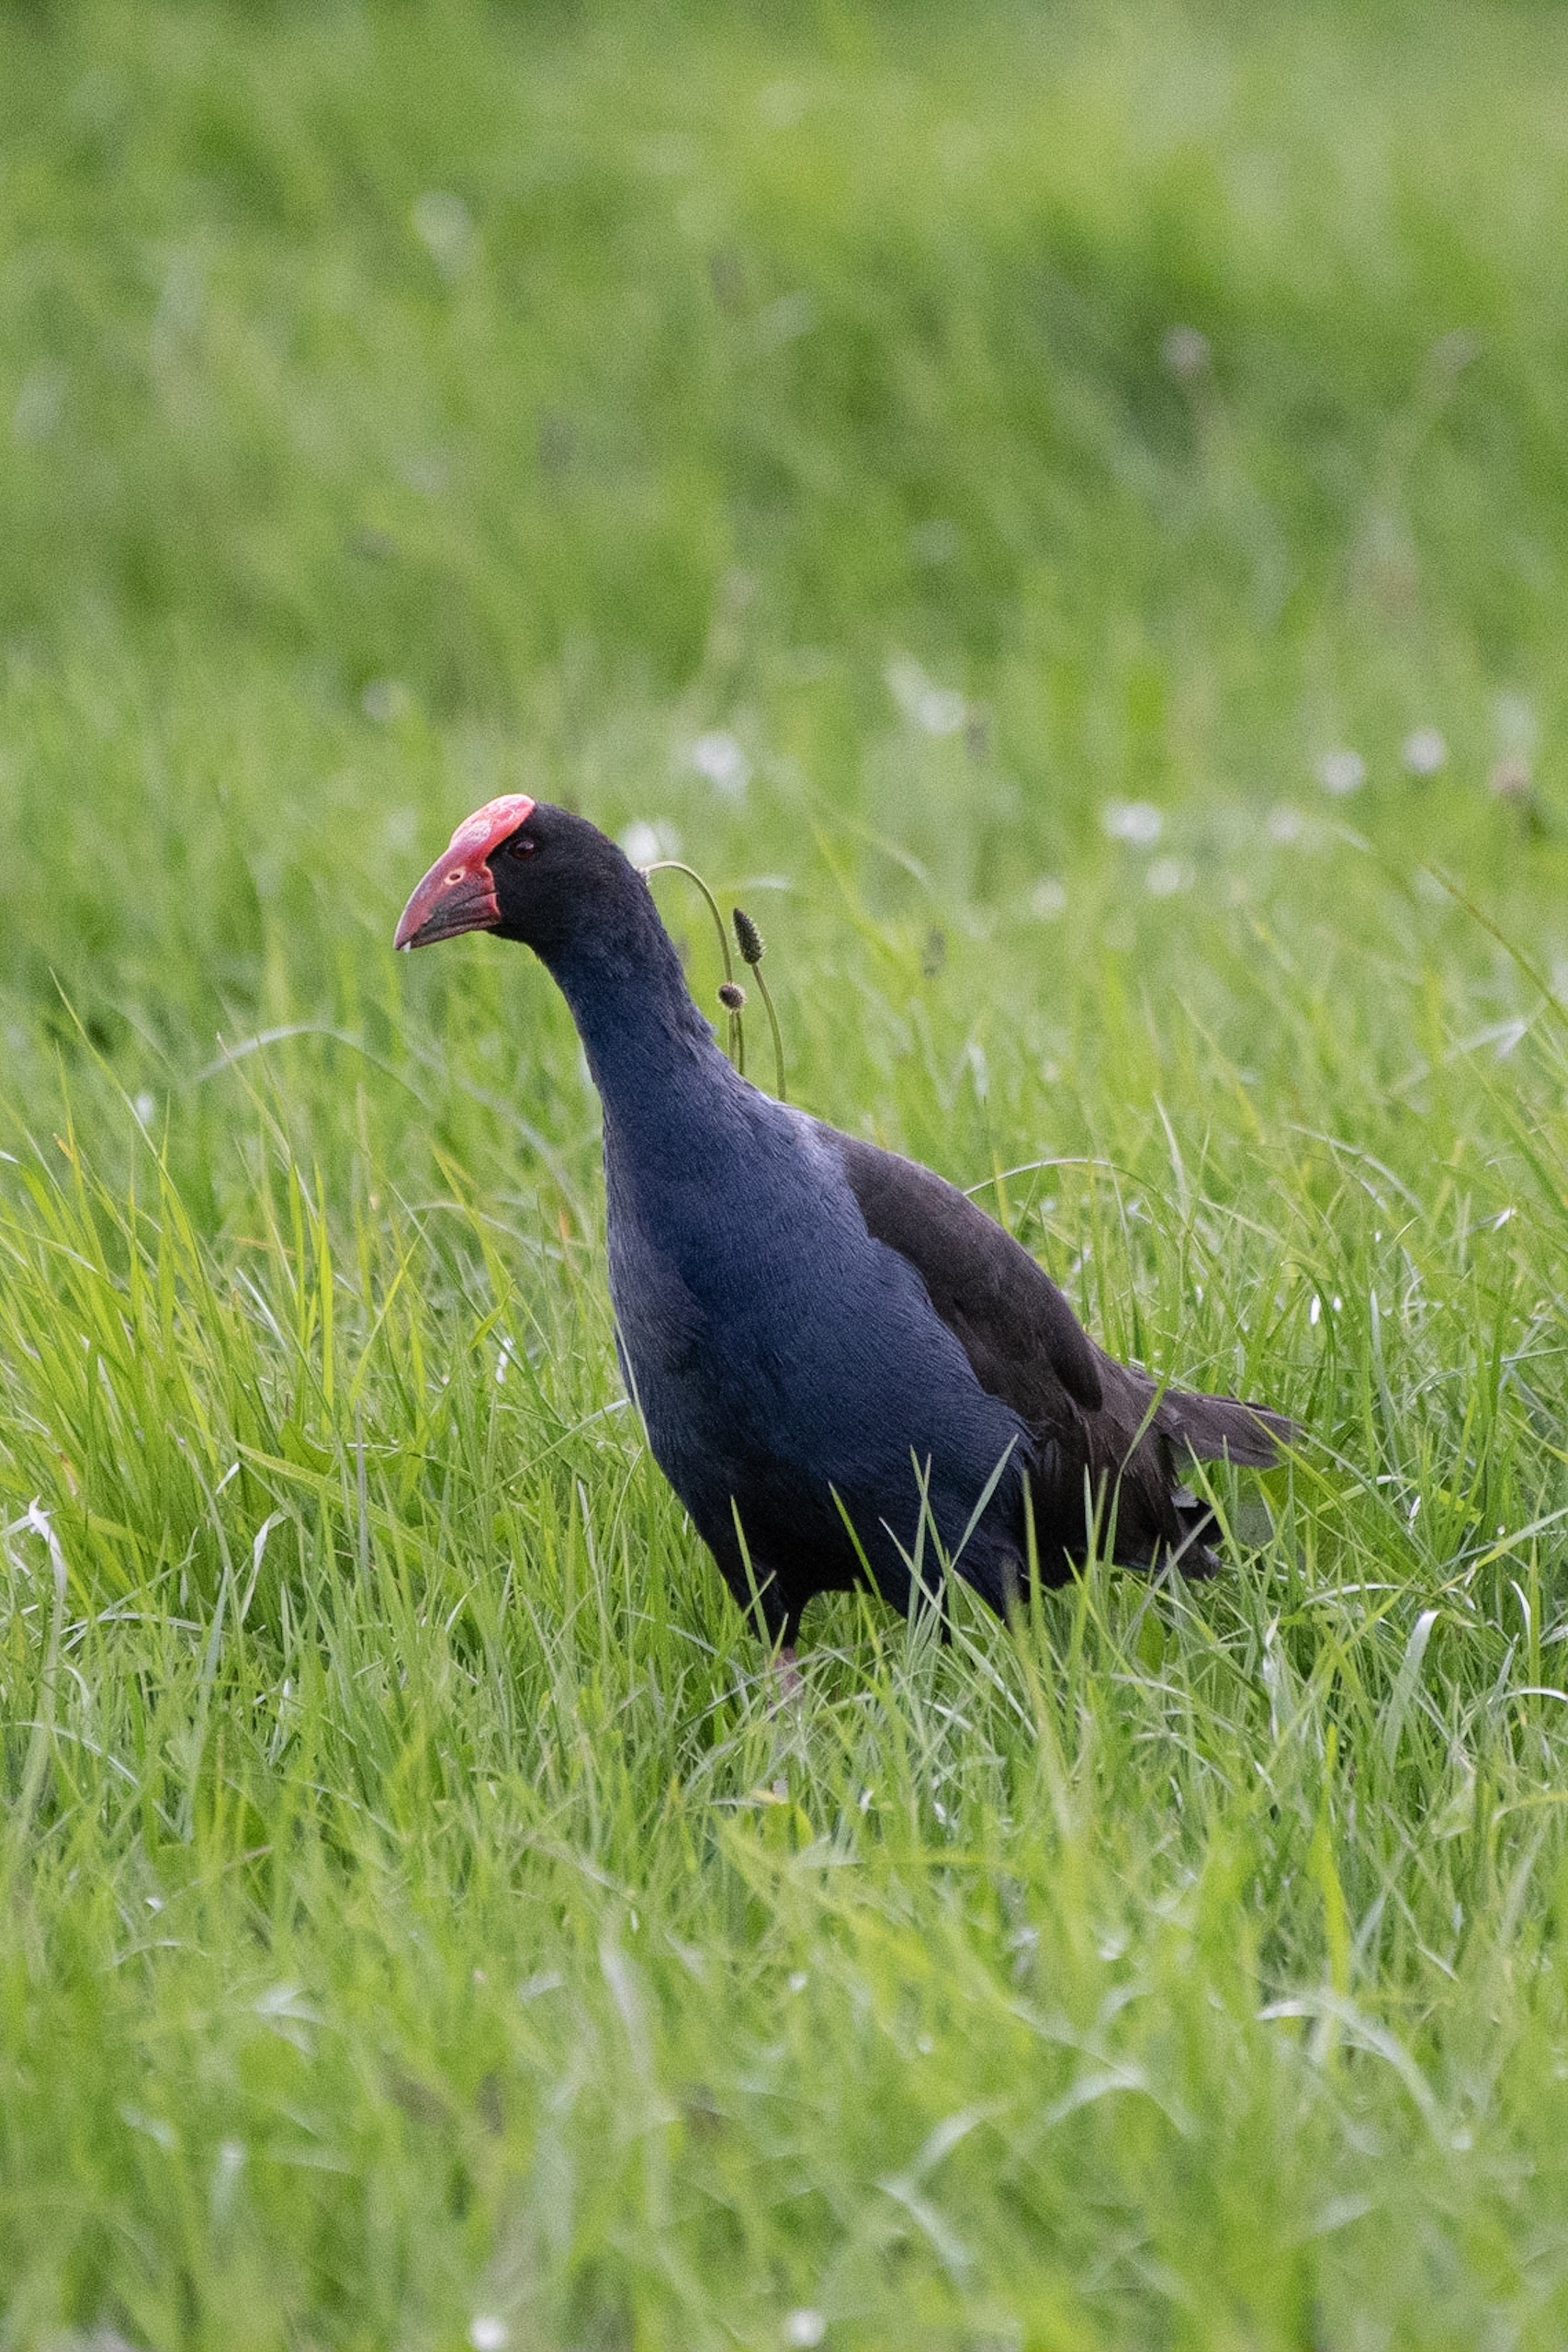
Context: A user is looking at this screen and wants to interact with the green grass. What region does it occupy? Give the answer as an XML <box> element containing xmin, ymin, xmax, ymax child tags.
<box><xmin>7</xmin><ymin>1</ymin><xmax>1568</xmax><ymax>2343</ymax></box>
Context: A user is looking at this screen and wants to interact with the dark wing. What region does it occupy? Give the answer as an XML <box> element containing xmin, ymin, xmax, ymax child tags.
<box><xmin>827</xmin><ymin>1124</ymin><xmax>1294</xmax><ymax>1495</ymax></box>
<box><xmin>826</xmin><ymin>1125</ymin><xmax>1105</xmax><ymax>1424</ymax></box>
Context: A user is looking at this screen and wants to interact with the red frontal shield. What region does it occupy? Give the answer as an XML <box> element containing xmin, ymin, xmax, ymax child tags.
<box><xmin>394</xmin><ymin>794</ymin><xmax>536</xmax><ymax>950</ymax></box>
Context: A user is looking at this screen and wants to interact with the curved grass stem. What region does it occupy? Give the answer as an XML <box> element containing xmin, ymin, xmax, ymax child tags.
<box><xmin>642</xmin><ymin>859</ymin><xmax>746</xmax><ymax>1073</ymax></box>
<box><xmin>752</xmin><ymin>965</ymin><xmax>786</xmax><ymax>1102</ymax></box>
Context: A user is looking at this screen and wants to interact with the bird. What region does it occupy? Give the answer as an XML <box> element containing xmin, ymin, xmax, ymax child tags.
<box><xmin>396</xmin><ymin>796</ymin><xmax>1295</xmax><ymax>1660</ymax></box>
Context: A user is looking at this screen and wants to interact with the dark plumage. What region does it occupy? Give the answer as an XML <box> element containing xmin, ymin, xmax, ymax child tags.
<box><xmin>396</xmin><ymin>799</ymin><xmax>1296</xmax><ymax>1649</ymax></box>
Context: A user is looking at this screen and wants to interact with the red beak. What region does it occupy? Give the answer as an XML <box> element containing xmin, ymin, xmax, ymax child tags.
<box><xmin>394</xmin><ymin>854</ymin><xmax>502</xmax><ymax>950</ymax></box>
<box><xmin>393</xmin><ymin>794</ymin><xmax>536</xmax><ymax>951</ymax></box>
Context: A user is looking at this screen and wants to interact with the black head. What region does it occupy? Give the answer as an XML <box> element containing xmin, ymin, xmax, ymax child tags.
<box><xmin>394</xmin><ymin>798</ymin><xmax>642</xmax><ymax>959</ymax></box>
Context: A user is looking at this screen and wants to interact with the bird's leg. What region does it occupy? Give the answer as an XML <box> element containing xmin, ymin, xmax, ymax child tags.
<box><xmin>767</xmin><ymin>1600</ymin><xmax>805</xmax><ymax>1707</ymax></box>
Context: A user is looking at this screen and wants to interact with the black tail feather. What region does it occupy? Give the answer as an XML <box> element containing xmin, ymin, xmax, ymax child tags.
<box><xmin>1155</xmin><ymin>1385</ymin><xmax>1296</xmax><ymax>1469</ymax></box>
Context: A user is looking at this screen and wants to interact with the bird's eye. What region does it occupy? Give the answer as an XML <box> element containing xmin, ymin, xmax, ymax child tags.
<box><xmin>509</xmin><ymin>834</ymin><xmax>538</xmax><ymax>860</ymax></box>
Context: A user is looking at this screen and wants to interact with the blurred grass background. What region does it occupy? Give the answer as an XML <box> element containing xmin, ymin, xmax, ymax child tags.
<box><xmin>8</xmin><ymin>2</ymin><xmax>1568</xmax><ymax>2346</ymax></box>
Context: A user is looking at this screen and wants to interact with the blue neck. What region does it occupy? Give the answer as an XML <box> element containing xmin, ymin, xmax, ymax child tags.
<box><xmin>538</xmin><ymin>901</ymin><xmax>746</xmax><ymax>1162</ymax></box>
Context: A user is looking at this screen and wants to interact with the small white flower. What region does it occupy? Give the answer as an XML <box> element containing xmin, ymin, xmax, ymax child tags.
<box><xmin>1145</xmin><ymin>856</ymin><xmax>1192</xmax><ymax>898</ymax></box>
<box><xmin>211</xmin><ymin>2138</ymin><xmax>245</xmax><ymax>2224</ymax></box>
<box><xmin>1317</xmin><ymin>749</ymin><xmax>1365</xmax><ymax>796</ymax></box>
<box><xmin>400</xmin><ymin>447</ymin><xmax>451</xmax><ymax>498</ymax></box>
<box><xmin>688</xmin><ymin>731</ymin><xmax>750</xmax><ymax>797</ymax></box>
<box><xmin>468</xmin><ymin>2319</ymin><xmax>508</xmax><ymax>2352</ymax></box>
<box><xmin>1030</xmin><ymin>877</ymin><xmax>1067</xmax><ymax>921</ymax></box>
<box><xmin>1431</xmin><ymin>328</ymin><xmax>1478</xmax><ymax>376</ymax></box>
<box><xmin>412</xmin><ymin>190</ymin><xmax>474</xmax><ymax>277</ymax></box>
<box><xmin>1495</xmin><ymin>691</ymin><xmax>1537</xmax><ymax>754</ymax></box>
<box><xmin>1161</xmin><ymin>323</ymin><xmax>1211</xmax><ymax>379</ymax></box>
<box><xmin>787</xmin><ymin>1969</ymin><xmax>808</xmax><ymax>1993</ymax></box>
<box><xmin>361</xmin><ymin>678</ymin><xmax>412</xmax><ymax>724</ymax></box>
<box><xmin>132</xmin><ymin>1091</ymin><xmax>156</xmax><ymax>1126</ymax></box>
<box><xmin>1102</xmin><ymin>799</ymin><xmax>1163</xmax><ymax>847</ymax></box>
<box><xmin>886</xmin><ymin>653</ymin><xmax>965</xmax><ymax>737</ymax></box>
<box><xmin>756</xmin><ymin>290</ymin><xmax>818</xmax><ymax>348</ymax></box>
<box><xmin>1268</xmin><ymin>805</ymin><xmax>1303</xmax><ymax>844</ymax></box>
<box><xmin>1402</xmin><ymin>727</ymin><xmax>1447</xmax><ymax>777</ymax></box>
<box><xmin>921</xmin><ymin>687</ymin><xmax>964</xmax><ymax>733</ymax></box>
<box><xmin>782</xmin><ymin>2312</ymin><xmax>827</xmax><ymax>2349</ymax></box>
<box><xmin>620</xmin><ymin>820</ymin><xmax>678</xmax><ymax>867</ymax></box>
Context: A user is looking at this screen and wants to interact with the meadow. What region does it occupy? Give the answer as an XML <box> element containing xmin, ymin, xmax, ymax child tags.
<box><xmin>6</xmin><ymin>1</ymin><xmax>1568</xmax><ymax>2343</ymax></box>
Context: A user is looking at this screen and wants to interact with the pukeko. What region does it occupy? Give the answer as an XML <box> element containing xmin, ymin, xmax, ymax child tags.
<box><xmin>396</xmin><ymin>797</ymin><xmax>1294</xmax><ymax>1657</ymax></box>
